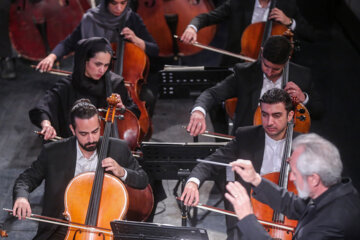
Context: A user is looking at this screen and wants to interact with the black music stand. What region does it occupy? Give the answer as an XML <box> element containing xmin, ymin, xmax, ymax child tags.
<box><xmin>111</xmin><ymin>220</ymin><xmax>209</xmax><ymax>240</ymax></box>
<box><xmin>139</xmin><ymin>142</ymin><xmax>227</xmax><ymax>226</ymax></box>
<box><xmin>139</xmin><ymin>142</ymin><xmax>227</xmax><ymax>180</ymax></box>
<box><xmin>159</xmin><ymin>66</ymin><xmax>233</xmax><ymax>98</ymax></box>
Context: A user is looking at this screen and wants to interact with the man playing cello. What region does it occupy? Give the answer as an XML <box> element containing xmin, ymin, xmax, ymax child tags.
<box><xmin>13</xmin><ymin>99</ymin><xmax>148</xmax><ymax>240</ymax></box>
<box><xmin>182</xmin><ymin>88</ymin><xmax>299</xmax><ymax>239</ymax></box>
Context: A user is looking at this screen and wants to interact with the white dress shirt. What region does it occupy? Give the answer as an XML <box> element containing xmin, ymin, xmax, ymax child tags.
<box><xmin>260</xmin><ymin>133</ymin><xmax>286</xmax><ymax>175</ymax></box>
<box><xmin>252</xmin><ymin>0</ymin><xmax>296</xmax><ymax>30</ymax></box>
<box><xmin>74</xmin><ymin>142</ymin><xmax>98</xmax><ymax>177</ymax></box>
<box><xmin>74</xmin><ymin>141</ymin><xmax>127</xmax><ymax>180</ymax></box>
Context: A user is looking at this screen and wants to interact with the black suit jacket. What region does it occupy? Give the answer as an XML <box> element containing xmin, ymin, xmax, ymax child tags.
<box><xmin>13</xmin><ymin>136</ymin><xmax>148</xmax><ymax>240</ymax></box>
<box><xmin>237</xmin><ymin>178</ymin><xmax>360</xmax><ymax>239</ymax></box>
<box><xmin>190</xmin><ymin>0</ymin><xmax>320</xmax><ymax>66</ymax></box>
<box><xmin>190</xmin><ymin>126</ymin><xmax>265</xmax><ymax>191</ymax></box>
<box><xmin>193</xmin><ymin>60</ymin><xmax>323</xmax><ymax>135</ymax></box>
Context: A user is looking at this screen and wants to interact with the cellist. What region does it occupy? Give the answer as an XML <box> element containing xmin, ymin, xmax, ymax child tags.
<box><xmin>226</xmin><ymin>133</ymin><xmax>360</xmax><ymax>239</ymax></box>
<box><xmin>36</xmin><ymin>0</ymin><xmax>159</xmax><ymax>119</ymax></box>
<box><xmin>181</xmin><ymin>0</ymin><xmax>325</xmax><ymax>137</ymax></box>
<box><xmin>13</xmin><ymin>99</ymin><xmax>149</xmax><ymax>240</ymax></box>
<box><xmin>29</xmin><ymin>37</ymin><xmax>139</xmax><ymax>141</ymax></box>
<box><xmin>36</xmin><ymin>0</ymin><xmax>158</xmax><ymax>71</ymax></box>
<box><xmin>180</xmin><ymin>0</ymin><xmax>321</xmax><ymax>67</ymax></box>
<box><xmin>182</xmin><ymin>88</ymin><xmax>300</xmax><ymax>240</ymax></box>
<box><xmin>187</xmin><ymin>36</ymin><xmax>323</xmax><ymax>137</ymax></box>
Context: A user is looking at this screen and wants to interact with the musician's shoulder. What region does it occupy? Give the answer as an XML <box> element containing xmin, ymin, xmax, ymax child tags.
<box><xmin>235</xmin><ymin>125</ymin><xmax>263</xmax><ymax>137</ymax></box>
<box><xmin>108</xmin><ymin>71</ymin><xmax>124</xmax><ymax>83</ymax></box>
<box><xmin>233</xmin><ymin>60</ymin><xmax>257</xmax><ymax>72</ymax></box>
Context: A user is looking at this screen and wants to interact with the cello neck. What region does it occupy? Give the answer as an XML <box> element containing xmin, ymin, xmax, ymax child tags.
<box><xmin>281</xmin><ymin>60</ymin><xmax>289</xmax><ymax>88</ymax></box>
<box><xmin>114</xmin><ymin>30</ymin><xmax>125</xmax><ymax>76</ymax></box>
<box><xmin>85</xmin><ymin>95</ymin><xmax>119</xmax><ymax>226</ymax></box>
<box><xmin>258</xmin><ymin>0</ymin><xmax>277</xmax><ymax>58</ymax></box>
<box><xmin>272</xmin><ymin>121</ymin><xmax>294</xmax><ymax>223</ymax></box>
<box><xmin>279</xmin><ymin>122</ymin><xmax>294</xmax><ymax>189</ymax></box>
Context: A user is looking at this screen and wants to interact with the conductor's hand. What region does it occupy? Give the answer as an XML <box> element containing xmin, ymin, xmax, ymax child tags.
<box><xmin>284</xmin><ymin>81</ymin><xmax>305</xmax><ymax>103</ymax></box>
<box><xmin>13</xmin><ymin>197</ymin><xmax>31</xmax><ymax>220</ymax></box>
<box><xmin>40</xmin><ymin>120</ymin><xmax>57</xmax><ymax>141</ymax></box>
<box><xmin>180</xmin><ymin>181</ymin><xmax>199</xmax><ymax>206</ymax></box>
<box><xmin>187</xmin><ymin>110</ymin><xmax>206</xmax><ymax>136</ymax></box>
<box><xmin>121</xmin><ymin>27</ymin><xmax>145</xmax><ymax>51</ymax></box>
<box><xmin>102</xmin><ymin>157</ymin><xmax>125</xmax><ymax>178</ymax></box>
<box><xmin>36</xmin><ymin>53</ymin><xmax>57</xmax><ymax>72</ymax></box>
<box><xmin>225</xmin><ymin>181</ymin><xmax>253</xmax><ymax>220</ymax></box>
<box><xmin>181</xmin><ymin>26</ymin><xmax>197</xmax><ymax>44</ymax></box>
<box><xmin>269</xmin><ymin>8</ymin><xmax>293</xmax><ymax>26</ymax></box>
<box><xmin>230</xmin><ymin>159</ymin><xmax>262</xmax><ymax>187</ymax></box>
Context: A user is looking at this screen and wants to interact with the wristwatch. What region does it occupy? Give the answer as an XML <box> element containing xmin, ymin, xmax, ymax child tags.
<box><xmin>287</xmin><ymin>18</ymin><xmax>293</xmax><ymax>28</ymax></box>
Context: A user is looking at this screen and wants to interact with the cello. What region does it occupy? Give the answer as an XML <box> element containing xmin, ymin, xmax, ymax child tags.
<box><xmin>252</xmin><ymin>59</ymin><xmax>311</xmax><ymax>133</ymax></box>
<box><xmin>9</xmin><ymin>0</ymin><xmax>90</xmax><ymax>61</ymax></box>
<box><xmin>227</xmin><ymin>0</ymin><xmax>310</xmax><ymax>133</ymax></box>
<box><xmin>113</xmin><ymin>30</ymin><xmax>153</xmax><ymax>141</ymax></box>
<box><xmin>64</xmin><ymin>94</ymin><xmax>129</xmax><ymax>239</ymax></box>
<box><xmin>251</xmin><ymin>122</ymin><xmax>298</xmax><ymax>239</ymax></box>
<box><xmin>137</xmin><ymin>0</ymin><xmax>216</xmax><ymax>57</ymax></box>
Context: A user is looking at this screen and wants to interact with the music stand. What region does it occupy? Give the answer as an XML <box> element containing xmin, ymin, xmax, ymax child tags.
<box><xmin>111</xmin><ymin>220</ymin><xmax>209</xmax><ymax>240</ymax></box>
<box><xmin>159</xmin><ymin>66</ymin><xmax>233</xmax><ymax>98</ymax></box>
<box><xmin>139</xmin><ymin>142</ymin><xmax>227</xmax><ymax>180</ymax></box>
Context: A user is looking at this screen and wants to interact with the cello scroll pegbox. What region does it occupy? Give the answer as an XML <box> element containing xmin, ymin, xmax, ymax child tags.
<box><xmin>105</xmin><ymin>94</ymin><xmax>121</xmax><ymax>123</ymax></box>
<box><xmin>107</xmin><ymin>93</ymin><xmax>121</xmax><ymax>107</ymax></box>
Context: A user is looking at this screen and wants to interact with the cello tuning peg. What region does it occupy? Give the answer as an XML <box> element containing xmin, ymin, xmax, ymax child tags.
<box><xmin>115</xmin><ymin>114</ymin><xmax>125</xmax><ymax>120</ymax></box>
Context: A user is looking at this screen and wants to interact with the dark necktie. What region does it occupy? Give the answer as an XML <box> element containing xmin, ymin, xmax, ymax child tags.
<box><xmin>293</xmin><ymin>200</ymin><xmax>316</xmax><ymax>239</ymax></box>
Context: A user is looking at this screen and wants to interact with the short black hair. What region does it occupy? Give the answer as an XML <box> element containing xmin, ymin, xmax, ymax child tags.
<box><xmin>262</xmin><ymin>35</ymin><xmax>292</xmax><ymax>64</ymax></box>
<box><xmin>259</xmin><ymin>88</ymin><xmax>293</xmax><ymax>113</ymax></box>
<box><xmin>70</xmin><ymin>99</ymin><xmax>98</xmax><ymax>128</ymax></box>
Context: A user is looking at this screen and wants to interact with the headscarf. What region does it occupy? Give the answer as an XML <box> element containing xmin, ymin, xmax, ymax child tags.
<box><xmin>80</xmin><ymin>0</ymin><xmax>132</xmax><ymax>42</ymax></box>
<box><xmin>71</xmin><ymin>37</ymin><xmax>113</xmax><ymax>97</ymax></box>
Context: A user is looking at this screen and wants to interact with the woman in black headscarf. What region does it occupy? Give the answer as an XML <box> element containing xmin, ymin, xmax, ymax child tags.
<box><xmin>36</xmin><ymin>0</ymin><xmax>158</xmax><ymax>72</ymax></box>
<box><xmin>29</xmin><ymin>37</ymin><xmax>140</xmax><ymax>140</ymax></box>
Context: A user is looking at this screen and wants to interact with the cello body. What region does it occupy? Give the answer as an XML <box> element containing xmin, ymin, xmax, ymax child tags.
<box><xmin>137</xmin><ymin>0</ymin><xmax>174</xmax><ymax>57</ymax></box>
<box><xmin>251</xmin><ymin>172</ymin><xmax>297</xmax><ymax>240</ymax></box>
<box><xmin>122</xmin><ymin>42</ymin><xmax>152</xmax><ymax>141</ymax></box>
<box><xmin>137</xmin><ymin>0</ymin><xmax>217</xmax><ymax>57</ymax></box>
<box><xmin>99</xmin><ymin>108</ymin><xmax>141</xmax><ymax>150</ymax></box>
<box><xmin>9</xmin><ymin>0</ymin><xmax>89</xmax><ymax>60</ymax></box>
<box><xmin>64</xmin><ymin>172</ymin><xmax>129</xmax><ymax>239</ymax></box>
<box><xmin>241</xmin><ymin>22</ymin><xmax>289</xmax><ymax>59</ymax></box>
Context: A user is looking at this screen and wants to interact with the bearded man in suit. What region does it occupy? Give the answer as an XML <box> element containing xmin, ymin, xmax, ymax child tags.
<box><xmin>13</xmin><ymin>99</ymin><xmax>148</xmax><ymax>240</ymax></box>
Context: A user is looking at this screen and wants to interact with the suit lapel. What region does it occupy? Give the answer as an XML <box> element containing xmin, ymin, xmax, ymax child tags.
<box><xmin>242</xmin><ymin>0</ymin><xmax>256</xmax><ymax>26</ymax></box>
<box><xmin>64</xmin><ymin>137</ymin><xmax>77</xmax><ymax>179</ymax></box>
<box><xmin>250</xmin><ymin>62</ymin><xmax>264</xmax><ymax>113</ymax></box>
<box><xmin>253</xmin><ymin>127</ymin><xmax>265</xmax><ymax>173</ymax></box>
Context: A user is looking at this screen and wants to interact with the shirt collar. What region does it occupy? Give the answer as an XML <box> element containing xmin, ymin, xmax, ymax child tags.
<box><xmin>265</xmin><ymin>132</ymin><xmax>286</xmax><ymax>146</ymax></box>
<box><xmin>76</xmin><ymin>140</ymin><xmax>97</xmax><ymax>161</ymax></box>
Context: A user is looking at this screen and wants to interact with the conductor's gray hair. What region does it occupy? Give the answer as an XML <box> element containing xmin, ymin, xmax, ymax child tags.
<box><xmin>292</xmin><ymin>133</ymin><xmax>342</xmax><ymax>187</ymax></box>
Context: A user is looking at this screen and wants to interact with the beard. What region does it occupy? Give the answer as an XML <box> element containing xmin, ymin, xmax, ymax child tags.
<box><xmin>295</xmin><ymin>180</ymin><xmax>310</xmax><ymax>199</ymax></box>
<box><xmin>79</xmin><ymin>141</ymin><xmax>99</xmax><ymax>152</ymax></box>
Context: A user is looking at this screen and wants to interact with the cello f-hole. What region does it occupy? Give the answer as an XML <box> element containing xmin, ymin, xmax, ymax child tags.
<box><xmin>73</xmin><ymin>229</ymin><xmax>81</xmax><ymax>239</ymax></box>
<box><xmin>99</xmin><ymin>232</ymin><xmax>105</xmax><ymax>240</ymax></box>
<box><xmin>145</xmin><ymin>0</ymin><xmax>155</xmax><ymax>8</ymax></box>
